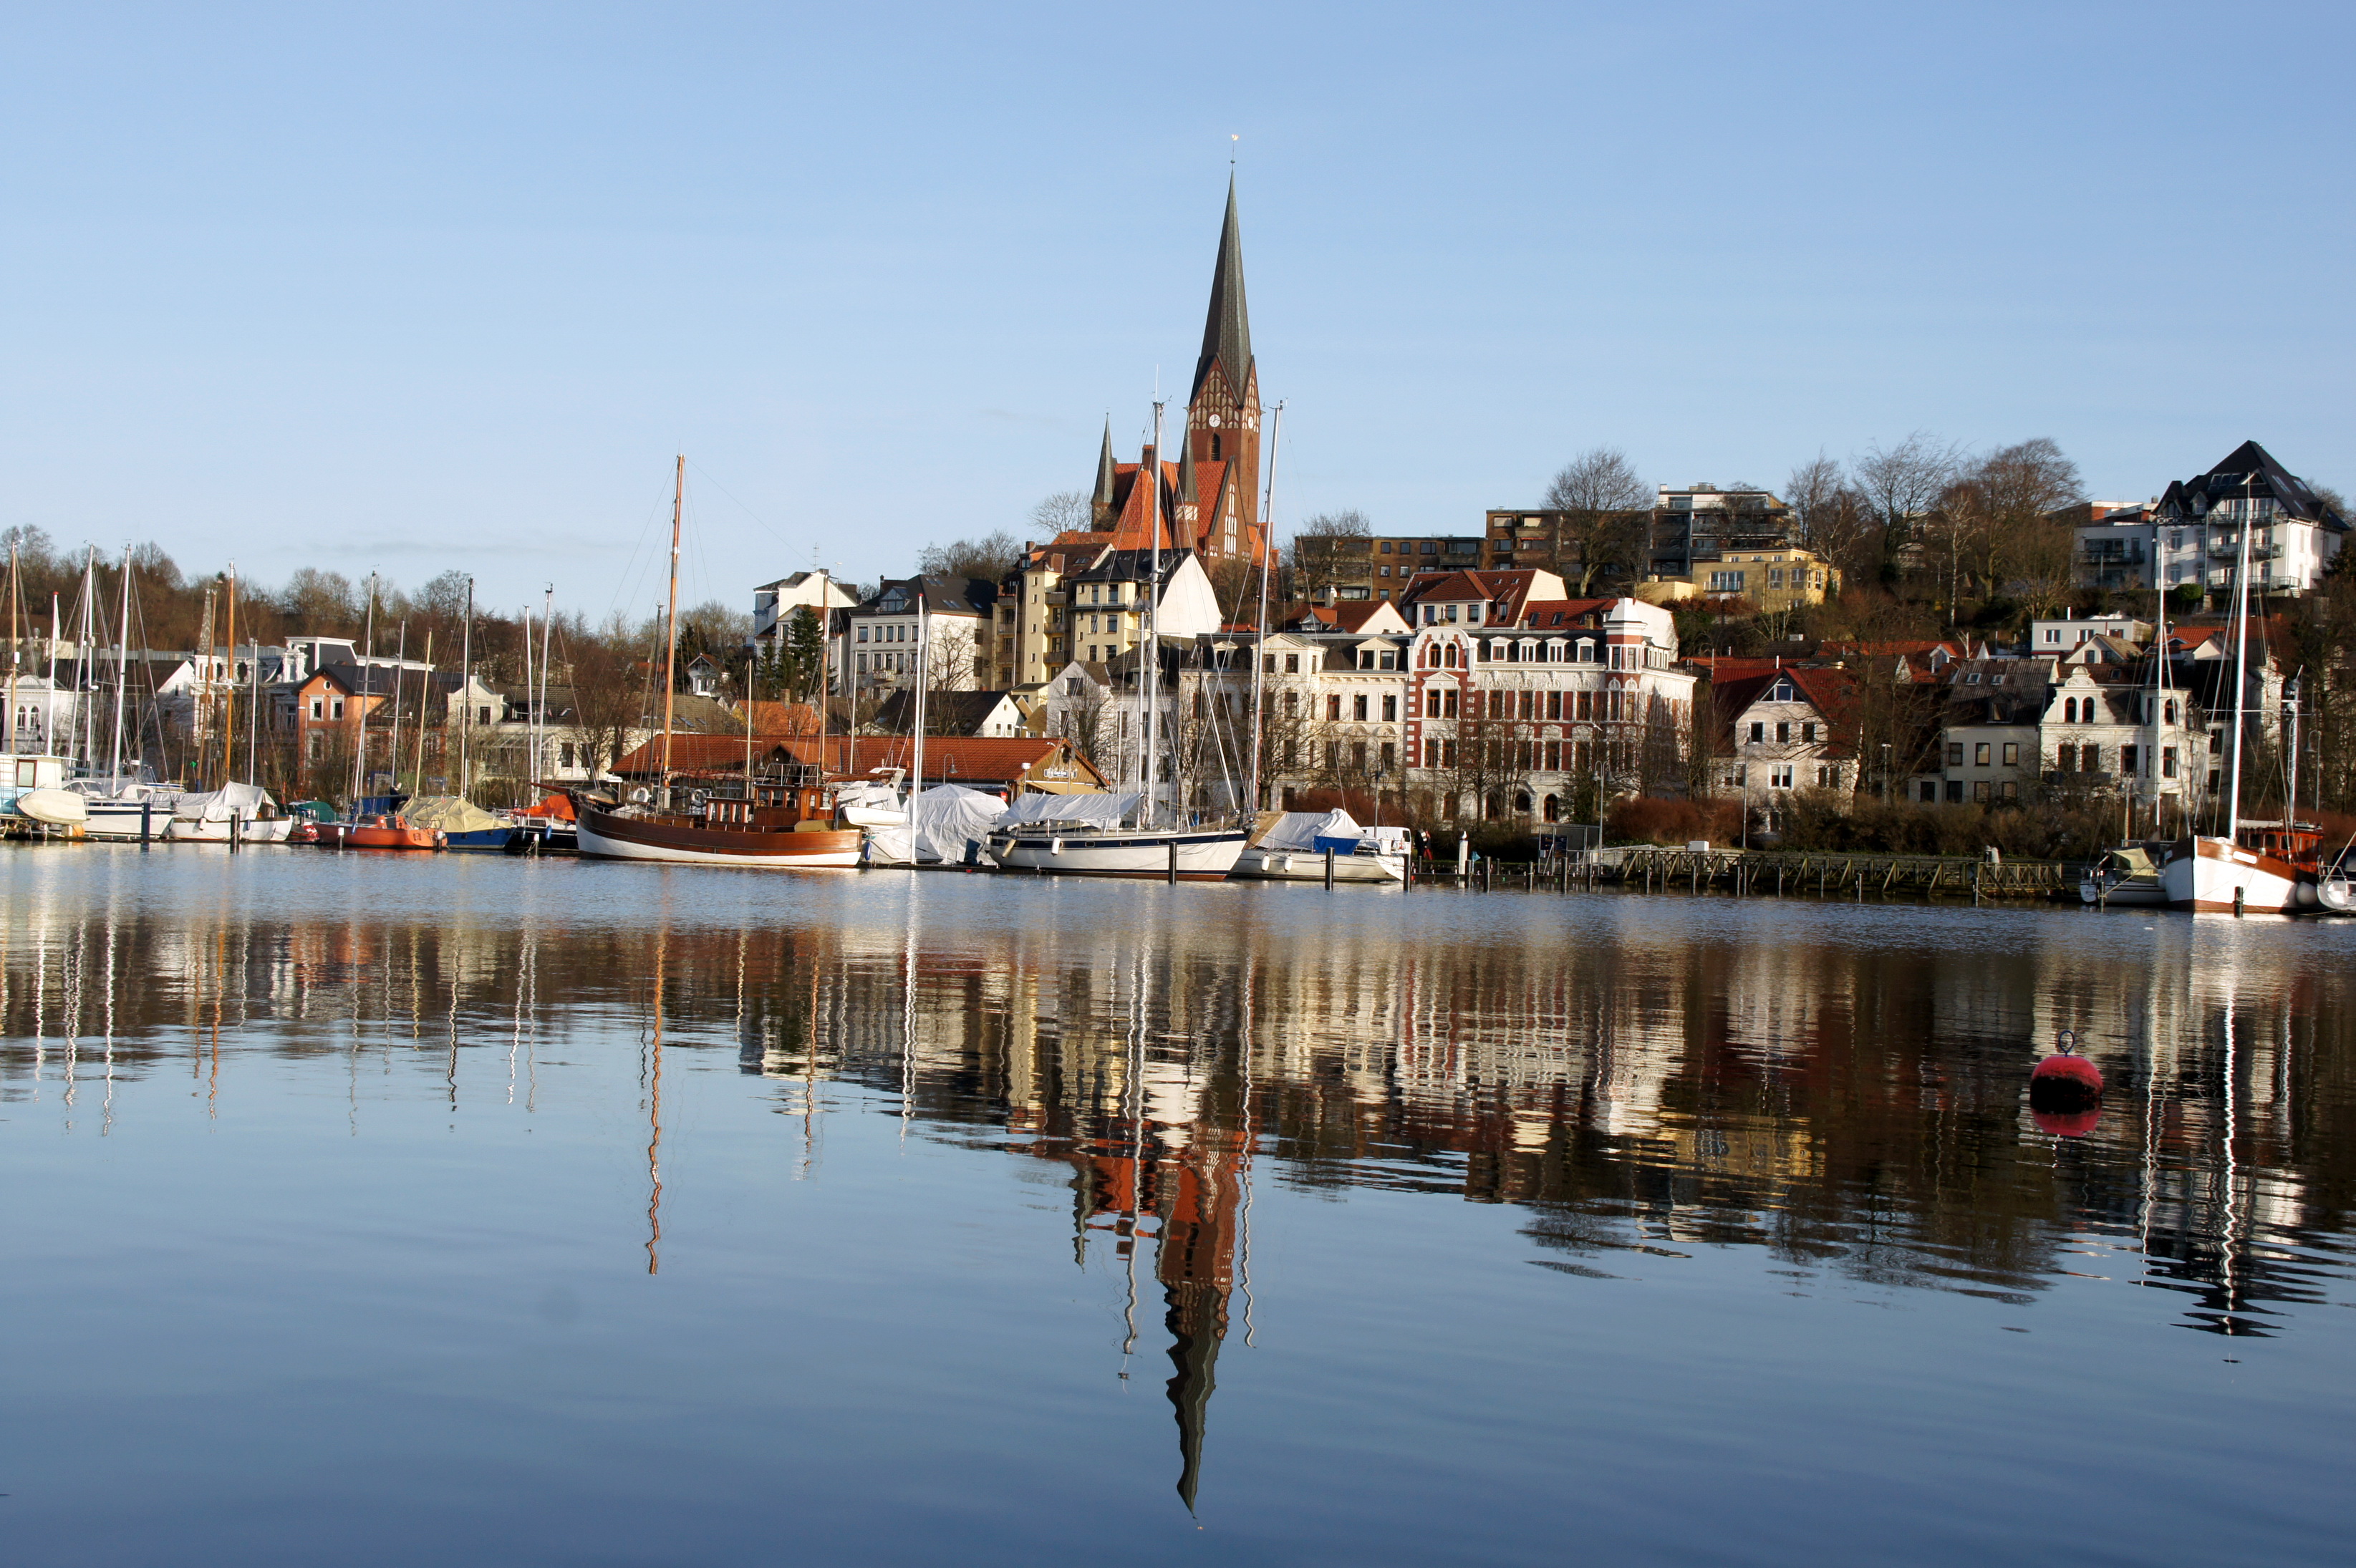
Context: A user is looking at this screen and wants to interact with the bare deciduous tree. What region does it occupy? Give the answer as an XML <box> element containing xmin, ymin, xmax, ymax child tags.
<box><xmin>1851</xmin><ymin>432</ymin><xmax>1963</xmax><ymax>586</ymax></box>
<box><xmin>1542</xmin><ymin>446</ymin><xmax>1651</xmax><ymax>594</ymax></box>
<box><xmin>1288</xmin><ymin>509</ymin><xmax>1372</xmax><ymax>600</ymax></box>
<box><xmin>916</xmin><ymin>531</ymin><xmax>1020</xmax><ymax>588</ymax></box>
<box><xmin>1030</xmin><ymin>491</ymin><xmax>1091</xmax><ymax>536</ymax></box>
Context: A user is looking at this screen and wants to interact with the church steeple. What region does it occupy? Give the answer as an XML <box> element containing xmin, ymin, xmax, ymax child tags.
<box><xmin>1091</xmin><ymin>417</ymin><xmax>1118</xmax><ymax>527</ymax></box>
<box><xmin>1191</xmin><ymin>173</ymin><xmax>1252</xmax><ymax>402</ymax></box>
<box><xmin>1183</xmin><ymin>173</ymin><xmax>1263</xmax><ymax>563</ymax></box>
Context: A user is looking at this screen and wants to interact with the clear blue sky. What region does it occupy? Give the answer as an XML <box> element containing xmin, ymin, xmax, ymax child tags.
<box><xmin>4</xmin><ymin>2</ymin><xmax>2348</xmax><ymax>621</ymax></box>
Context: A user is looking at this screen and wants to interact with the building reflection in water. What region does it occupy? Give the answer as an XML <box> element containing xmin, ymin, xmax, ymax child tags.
<box><xmin>6</xmin><ymin>864</ymin><xmax>2355</xmax><ymax>1498</ymax></box>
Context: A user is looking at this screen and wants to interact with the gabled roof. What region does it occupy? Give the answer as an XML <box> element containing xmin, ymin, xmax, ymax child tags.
<box><xmin>1709</xmin><ymin>664</ymin><xmax>1861</xmax><ymax>755</ymax></box>
<box><xmin>861</xmin><ymin>574</ymin><xmax>998</xmax><ymax>617</ymax></box>
<box><xmin>2155</xmin><ymin>440</ymin><xmax>2348</xmax><ymax>531</ymax></box>
<box><xmin>1515</xmin><ymin>598</ymin><xmax>1614</xmax><ymax>631</ymax></box>
<box><xmin>612</xmin><ymin>733</ymin><xmax>797</xmax><ymax>777</ymax></box>
<box><xmin>1400</xmin><ymin>568</ymin><xmax>1555</xmax><ymax>624</ymax></box>
<box><xmin>864</xmin><ymin>689</ymin><xmax>1018</xmax><ymax>737</ymax></box>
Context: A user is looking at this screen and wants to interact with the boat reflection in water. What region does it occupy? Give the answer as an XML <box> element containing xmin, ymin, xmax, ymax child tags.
<box><xmin>3</xmin><ymin>856</ymin><xmax>2353</xmax><ymax>1529</ymax></box>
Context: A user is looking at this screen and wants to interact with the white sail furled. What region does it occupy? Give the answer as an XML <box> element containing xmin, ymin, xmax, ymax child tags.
<box><xmin>998</xmin><ymin>791</ymin><xmax>1139</xmax><ymax>830</ymax></box>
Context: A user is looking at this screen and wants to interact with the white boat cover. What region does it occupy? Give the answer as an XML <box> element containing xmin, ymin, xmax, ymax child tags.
<box><xmin>998</xmin><ymin>790</ymin><xmax>1137</xmax><ymax>829</ymax></box>
<box><xmin>913</xmin><ymin>785</ymin><xmax>1008</xmax><ymax>862</ymax></box>
<box><xmin>173</xmin><ymin>781</ymin><xmax>273</xmax><ymax>822</ymax></box>
<box><xmin>1254</xmin><ymin>809</ymin><xmax>1361</xmax><ymax>852</ymax></box>
<box><xmin>402</xmin><ymin>795</ymin><xmax>508</xmax><ymax>833</ymax></box>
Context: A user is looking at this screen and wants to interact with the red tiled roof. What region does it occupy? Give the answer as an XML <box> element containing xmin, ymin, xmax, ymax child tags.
<box><xmin>740</xmin><ymin>700</ymin><xmax>821</xmax><ymax>735</ymax></box>
<box><xmin>781</xmin><ymin>735</ymin><xmax>1109</xmax><ymax>789</ymax></box>
<box><xmin>1516</xmin><ymin>598</ymin><xmax>1613</xmax><ymax>630</ymax></box>
<box><xmin>613</xmin><ymin>732</ymin><xmax>796</xmax><ymax>776</ymax></box>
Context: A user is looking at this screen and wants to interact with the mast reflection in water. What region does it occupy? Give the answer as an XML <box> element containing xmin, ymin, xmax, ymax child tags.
<box><xmin>4</xmin><ymin>848</ymin><xmax>2353</xmax><ymax>1565</ymax></box>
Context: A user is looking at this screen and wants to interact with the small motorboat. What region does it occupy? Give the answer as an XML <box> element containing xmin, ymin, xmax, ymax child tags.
<box><xmin>344</xmin><ymin>813</ymin><xmax>444</xmax><ymax>851</ymax></box>
<box><xmin>2079</xmin><ymin>844</ymin><xmax>2167</xmax><ymax>906</ymax></box>
<box><xmin>1232</xmin><ymin>808</ymin><xmax>1409</xmax><ymax>884</ymax></box>
<box><xmin>14</xmin><ymin>786</ymin><xmax>90</xmax><ymax>830</ymax></box>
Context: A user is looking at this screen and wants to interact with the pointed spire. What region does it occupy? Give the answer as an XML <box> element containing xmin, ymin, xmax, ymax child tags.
<box><xmin>1092</xmin><ymin>417</ymin><xmax>1117</xmax><ymax>518</ymax></box>
<box><xmin>1191</xmin><ymin>173</ymin><xmax>1251</xmax><ymax>401</ymax></box>
<box><xmin>1177</xmin><ymin>430</ymin><xmax>1199</xmax><ymax>507</ymax></box>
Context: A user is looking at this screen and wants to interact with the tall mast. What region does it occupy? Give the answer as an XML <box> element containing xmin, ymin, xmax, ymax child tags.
<box><xmin>351</xmin><ymin>572</ymin><xmax>375</xmax><ymax>805</ymax></box>
<box><xmin>2226</xmin><ymin>493</ymin><xmax>2251</xmax><ymax>840</ymax></box>
<box><xmin>1249</xmin><ymin>400</ymin><xmax>1283</xmax><ymax>811</ymax></box>
<box><xmin>2150</xmin><ymin>564</ymin><xmax>2170</xmax><ymax>840</ymax></box>
<box><xmin>1144</xmin><ymin>402</ymin><xmax>1164</xmax><ymax>827</ymax></box>
<box><xmin>459</xmin><ymin>575</ymin><xmax>475</xmax><ymax>798</ymax></box>
<box><xmin>911</xmin><ymin>584</ymin><xmax>929</xmax><ymax>808</ymax></box>
<box><xmin>7</xmin><ymin>543</ymin><xmax>20</xmax><ymax>756</ymax></box>
<box><xmin>815</xmin><ymin>571</ymin><xmax>831</xmax><ymax>778</ymax></box>
<box><xmin>413</xmin><ymin>631</ymin><xmax>434</xmax><ymax>789</ymax></box>
<box><xmin>46</xmin><ymin>593</ymin><xmax>60</xmax><ymax>757</ymax></box>
<box><xmin>539</xmin><ymin>585</ymin><xmax>554</xmax><ymax>790</ymax></box>
<box><xmin>661</xmin><ymin>455</ymin><xmax>683</xmax><ymax>803</ymax></box>
<box><xmin>246</xmin><ymin>631</ymin><xmax>260</xmax><ymax>786</ymax></box>
<box><xmin>387</xmin><ymin>621</ymin><xmax>407</xmax><ymax>797</ymax></box>
<box><xmin>109</xmin><ymin>545</ymin><xmax>130</xmax><ymax>785</ymax></box>
<box><xmin>221</xmin><ymin>565</ymin><xmax>238</xmax><ymax>788</ymax></box>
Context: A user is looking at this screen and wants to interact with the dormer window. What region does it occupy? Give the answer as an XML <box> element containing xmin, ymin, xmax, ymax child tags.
<box><xmin>1769</xmin><ymin>678</ymin><xmax>1795</xmax><ymax>702</ymax></box>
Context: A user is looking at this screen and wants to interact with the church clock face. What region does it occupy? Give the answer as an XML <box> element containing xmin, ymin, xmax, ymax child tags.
<box><xmin>1207</xmin><ymin>414</ymin><xmax>1222</xmax><ymax>428</ymax></box>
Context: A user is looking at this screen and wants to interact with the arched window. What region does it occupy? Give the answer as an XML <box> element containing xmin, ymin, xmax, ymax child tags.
<box><xmin>1210</xmin><ymin>435</ymin><xmax>1222</xmax><ymax>460</ymax></box>
<box><xmin>2065</xmin><ymin>697</ymin><xmax>2078</xmax><ymax>723</ymax></box>
<box><xmin>1513</xmin><ymin>790</ymin><xmax>1532</xmax><ymax>816</ymax></box>
<box><xmin>1542</xmin><ymin>793</ymin><xmax>1561</xmax><ymax>823</ymax></box>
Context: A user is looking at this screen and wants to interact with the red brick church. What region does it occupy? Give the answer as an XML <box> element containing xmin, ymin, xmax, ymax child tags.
<box><xmin>1083</xmin><ymin>177</ymin><xmax>1269</xmax><ymax>566</ymax></box>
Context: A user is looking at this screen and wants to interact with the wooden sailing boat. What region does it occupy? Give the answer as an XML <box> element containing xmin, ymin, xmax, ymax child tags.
<box><xmin>574</xmin><ymin>456</ymin><xmax>861</xmax><ymax>868</ymax></box>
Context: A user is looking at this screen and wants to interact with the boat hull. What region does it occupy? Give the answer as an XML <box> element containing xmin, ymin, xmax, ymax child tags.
<box><xmin>576</xmin><ymin>803</ymin><xmax>861</xmax><ymax>868</ymax></box>
<box><xmin>2321</xmin><ymin>877</ymin><xmax>2356</xmax><ymax>915</ymax></box>
<box><xmin>1232</xmin><ymin>846</ymin><xmax>1404</xmax><ymax>884</ymax></box>
<box><xmin>2159</xmin><ymin>836</ymin><xmax>2316</xmax><ymax>913</ymax></box>
<box><xmin>165</xmin><ymin>816</ymin><xmax>296</xmax><ymax>843</ymax></box>
<box><xmin>81</xmin><ymin>800</ymin><xmax>179</xmax><ymax>840</ymax></box>
<box><xmin>987</xmin><ymin>828</ymin><xmax>1246</xmax><ymax>880</ymax></box>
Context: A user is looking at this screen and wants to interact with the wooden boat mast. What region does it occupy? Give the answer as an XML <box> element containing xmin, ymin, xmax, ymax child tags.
<box><xmin>221</xmin><ymin>563</ymin><xmax>237</xmax><ymax>790</ymax></box>
<box><xmin>1144</xmin><ymin>401</ymin><xmax>1162</xmax><ymax>829</ymax></box>
<box><xmin>350</xmin><ymin>572</ymin><xmax>374</xmax><ymax>806</ymax></box>
<box><xmin>662</xmin><ymin>455</ymin><xmax>683</xmax><ymax>804</ymax></box>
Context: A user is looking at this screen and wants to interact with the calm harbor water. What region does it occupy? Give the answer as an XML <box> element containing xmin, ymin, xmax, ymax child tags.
<box><xmin>3</xmin><ymin>848</ymin><xmax>2350</xmax><ymax>1566</ymax></box>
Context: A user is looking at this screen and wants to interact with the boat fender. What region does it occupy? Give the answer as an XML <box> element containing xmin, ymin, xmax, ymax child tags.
<box><xmin>1051</xmin><ymin>838</ymin><xmax>1063</xmax><ymax>855</ymax></box>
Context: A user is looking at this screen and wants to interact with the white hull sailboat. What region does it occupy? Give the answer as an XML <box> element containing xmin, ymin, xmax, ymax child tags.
<box><xmin>2158</xmin><ymin>834</ymin><xmax>2314</xmax><ymax>914</ymax></box>
<box><xmin>2158</xmin><ymin>502</ymin><xmax>2317</xmax><ymax>912</ymax></box>
<box><xmin>989</xmin><ymin>824</ymin><xmax>1246</xmax><ymax>880</ymax></box>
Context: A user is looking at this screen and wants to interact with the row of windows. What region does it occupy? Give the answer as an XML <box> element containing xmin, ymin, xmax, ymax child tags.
<box><xmin>1746</xmin><ymin>720</ymin><xmax>1819</xmax><ymax>744</ymax></box>
<box><xmin>1418</xmin><ymin>737</ymin><xmax>1638</xmax><ymax>775</ymax></box>
<box><xmin>1944</xmin><ymin>739</ymin><xmax>2181</xmax><ymax>777</ymax></box>
<box><xmin>1279</xmin><ymin>691</ymin><xmax>1401</xmax><ymax>723</ymax></box>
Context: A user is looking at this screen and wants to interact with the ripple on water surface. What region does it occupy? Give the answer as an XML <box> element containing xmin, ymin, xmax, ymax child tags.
<box><xmin>1</xmin><ymin>846</ymin><xmax>2351</xmax><ymax>1567</ymax></box>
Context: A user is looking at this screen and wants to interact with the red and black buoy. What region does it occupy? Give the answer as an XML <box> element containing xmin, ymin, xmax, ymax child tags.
<box><xmin>2030</xmin><ymin>1029</ymin><xmax>2103</xmax><ymax>1137</ymax></box>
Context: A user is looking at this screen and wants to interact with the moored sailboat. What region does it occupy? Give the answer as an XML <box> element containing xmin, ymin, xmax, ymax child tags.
<box><xmin>2158</xmin><ymin>502</ymin><xmax>2318</xmax><ymax>911</ymax></box>
<box><xmin>573</xmin><ymin>456</ymin><xmax>862</xmax><ymax>870</ymax></box>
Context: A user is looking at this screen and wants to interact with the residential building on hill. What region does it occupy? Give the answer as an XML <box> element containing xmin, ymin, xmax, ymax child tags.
<box><xmin>1648</xmin><ymin>485</ymin><xmax>1797</xmax><ymax>579</ymax></box>
<box><xmin>751</xmin><ymin>571</ymin><xmax>857</xmax><ymax>655</ymax></box>
<box><xmin>1709</xmin><ymin>666</ymin><xmax>1860</xmax><ymax>804</ymax></box>
<box><xmin>838</xmin><ymin>575</ymin><xmax>998</xmax><ymax>704</ymax></box>
<box><xmin>2070</xmin><ymin>440</ymin><xmax>2346</xmax><ymax>600</ymax></box>
<box><xmin>1292</xmin><ymin>533</ymin><xmax>1484</xmax><ymax>603</ymax></box>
